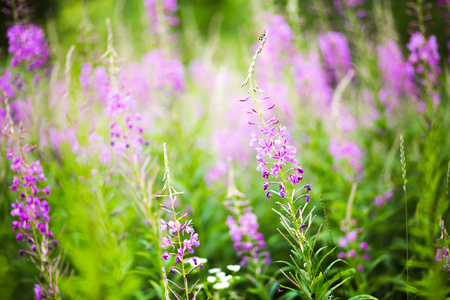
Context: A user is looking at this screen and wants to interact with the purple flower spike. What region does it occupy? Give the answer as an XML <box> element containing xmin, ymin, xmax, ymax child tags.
<box><xmin>144</xmin><ymin>0</ymin><xmax>179</xmax><ymax>33</ymax></box>
<box><xmin>239</xmin><ymin>31</ymin><xmax>313</xmax><ymax>245</ymax></box>
<box><xmin>226</xmin><ymin>212</ymin><xmax>270</xmax><ymax>266</ymax></box>
<box><xmin>318</xmin><ymin>32</ymin><xmax>352</xmax><ymax>84</ymax></box>
<box><xmin>7</xmin><ymin>24</ymin><xmax>50</xmax><ymax>71</ymax></box>
<box><xmin>160</xmin><ymin>144</ymin><xmax>204</xmax><ymax>299</ymax></box>
<box><xmin>5</xmin><ymin>114</ymin><xmax>61</xmax><ymax>299</ymax></box>
<box><xmin>407</xmin><ymin>32</ymin><xmax>441</xmax><ymax>107</ymax></box>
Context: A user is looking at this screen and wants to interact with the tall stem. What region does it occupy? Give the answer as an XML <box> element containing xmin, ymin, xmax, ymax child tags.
<box><xmin>163</xmin><ymin>144</ymin><xmax>190</xmax><ymax>300</ymax></box>
<box><xmin>400</xmin><ymin>134</ymin><xmax>409</xmax><ymax>300</ymax></box>
<box><xmin>248</xmin><ymin>78</ymin><xmax>303</xmax><ymax>240</ymax></box>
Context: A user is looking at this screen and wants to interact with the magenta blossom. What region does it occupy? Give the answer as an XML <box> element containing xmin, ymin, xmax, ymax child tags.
<box><xmin>7</xmin><ymin>24</ymin><xmax>50</xmax><ymax>71</ymax></box>
<box><xmin>318</xmin><ymin>32</ymin><xmax>353</xmax><ymax>84</ymax></box>
<box><xmin>376</xmin><ymin>40</ymin><xmax>416</xmax><ymax>112</ymax></box>
<box><xmin>329</xmin><ymin>138</ymin><xmax>363</xmax><ymax>173</ymax></box>
<box><xmin>338</xmin><ymin>229</ymin><xmax>370</xmax><ymax>272</ymax></box>
<box><xmin>0</xmin><ymin>69</ymin><xmax>15</xmax><ymax>99</ymax></box>
<box><xmin>144</xmin><ymin>0</ymin><xmax>179</xmax><ymax>32</ymax></box>
<box><xmin>407</xmin><ymin>32</ymin><xmax>441</xmax><ymax>107</ymax></box>
<box><xmin>4</xmin><ymin>108</ymin><xmax>60</xmax><ymax>298</ymax></box>
<box><xmin>226</xmin><ymin>212</ymin><xmax>270</xmax><ymax>266</ymax></box>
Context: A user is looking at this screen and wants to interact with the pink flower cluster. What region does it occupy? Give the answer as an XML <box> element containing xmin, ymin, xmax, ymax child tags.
<box><xmin>144</xmin><ymin>0</ymin><xmax>179</xmax><ymax>33</ymax></box>
<box><xmin>329</xmin><ymin>138</ymin><xmax>363</xmax><ymax>173</ymax></box>
<box><xmin>249</xmin><ymin>123</ymin><xmax>309</xmax><ymax>199</ymax></box>
<box><xmin>7</xmin><ymin>24</ymin><xmax>50</xmax><ymax>71</ymax></box>
<box><xmin>226</xmin><ymin>212</ymin><xmax>270</xmax><ymax>266</ymax></box>
<box><xmin>140</xmin><ymin>50</ymin><xmax>185</xmax><ymax>94</ymax></box>
<box><xmin>292</xmin><ymin>52</ymin><xmax>333</xmax><ymax>112</ymax></box>
<box><xmin>0</xmin><ymin>69</ymin><xmax>15</xmax><ymax>99</ymax></box>
<box><xmin>435</xmin><ymin>247</ymin><xmax>450</xmax><ymax>274</ymax></box>
<box><xmin>407</xmin><ymin>33</ymin><xmax>441</xmax><ymax>108</ymax></box>
<box><xmin>160</xmin><ymin>205</ymin><xmax>203</xmax><ymax>272</ymax></box>
<box><xmin>79</xmin><ymin>63</ymin><xmax>149</xmax><ymax>156</ymax></box>
<box><xmin>7</xmin><ymin>148</ymin><xmax>54</xmax><ymax>247</ymax></box>
<box><xmin>5</xmin><ymin>142</ymin><xmax>58</xmax><ymax>298</ymax></box>
<box><xmin>318</xmin><ymin>32</ymin><xmax>353</xmax><ymax>84</ymax></box>
<box><xmin>338</xmin><ymin>230</ymin><xmax>370</xmax><ymax>272</ymax></box>
<box><xmin>376</xmin><ymin>40</ymin><xmax>416</xmax><ymax>112</ymax></box>
<box><xmin>374</xmin><ymin>190</ymin><xmax>393</xmax><ymax>207</ymax></box>
<box><xmin>106</xmin><ymin>91</ymin><xmax>147</xmax><ymax>155</ymax></box>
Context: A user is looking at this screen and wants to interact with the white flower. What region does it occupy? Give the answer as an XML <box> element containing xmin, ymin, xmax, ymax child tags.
<box><xmin>208</xmin><ymin>268</ymin><xmax>222</xmax><ymax>274</ymax></box>
<box><xmin>226</xmin><ymin>265</ymin><xmax>241</xmax><ymax>272</ymax></box>
<box><xmin>213</xmin><ymin>282</ymin><xmax>230</xmax><ymax>290</ymax></box>
<box><xmin>220</xmin><ymin>275</ymin><xmax>233</xmax><ymax>282</ymax></box>
<box><xmin>207</xmin><ymin>276</ymin><xmax>216</xmax><ymax>283</ymax></box>
<box><xmin>216</xmin><ymin>272</ymin><xmax>226</xmax><ymax>278</ymax></box>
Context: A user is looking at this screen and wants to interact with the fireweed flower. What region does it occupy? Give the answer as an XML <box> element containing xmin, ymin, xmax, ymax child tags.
<box><xmin>224</xmin><ymin>170</ymin><xmax>270</xmax><ymax>269</ymax></box>
<box><xmin>111</xmin><ymin>50</ymin><xmax>185</xmax><ymax>132</ymax></box>
<box><xmin>329</xmin><ymin>138</ymin><xmax>363</xmax><ymax>174</ymax></box>
<box><xmin>435</xmin><ymin>247</ymin><xmax>450</xmax><ymax>271</ymax></box>
<box><xmin>407</xmin><ymin>32</ymin><xmax>441</xmax><ymax>109</ymax></box>
<box><xmin>292</xmin><ymin>52</ymin><xmax>333</xmax><ymax>112</ymax></box>
<box><xmin>0</xmin><ymin>69</ymin><xmax>15</xmax><ymax>100</ymax></box>
<box><xmin>94</xmin><ymin>66</ymin><xmax>111</xmax><ymax>103</ymax></box>
<box><xmin>374</xmin><ymin>190</ymin><xmax>393</xmax><ymax>207</ymax></box>
<box><xmin>434</xmin><ymin>221</ymin><xmax>450</xmax><ymax>276</ymax></box>
<box><xmin>318</xmin><ymin>32</ymin><xmax>353</xmax><ymax>85</ymax></box>
<box><xmin>79</xmin><ymin>63</ymin><xmax>93</xmax><ymax>95</ymax></box>
<box><xmin>4</xmin><ymin>20</ymin><xmax>50</xmax><ymax>142</ymax></box>
<box><xmin>159</xmin><ymin>144</ymin><xmax>204</xmax><ymax>299</ymax></box>
<box><xmin>140</xmin><ymin>50</ymin><xmax>185</xmax><ymax>94</ymax></box>
<box><xmin>98</xmin><ymin>20</ymin><xmax>149</xmax><ymax>158</ymax></box>
<box><xmin>226</xmin><ymin>212</ymin><xmax>271</xmax><ymax>267</ymax></box>
<box><xmin>105</xmin><ymin>91</ymin><xmax>148</xmax><ymax>155</ymax></box>
<box><xmin>376</xmin><ymin>40</ymin><xmax>416</xmax><ymax>113</ymax></box>
<box><xmin>3</xmin><ymin>99</ymin><xmax>61</xmax><ymax>299</ymax></box>
<box><xmin>144</xmin><ymin>0</ymin><xmax>179</xmax><ymax>33</ymax></box>
<box><xmin>240</xmin><ymin>31</ymin><xmax>313</xmax><ymax>254</ymax></box>
<box><xmin>7</xmin><ymin>24</ymin><xmax>50</xmax><ymax>71</ymax></box>
<box><xmin>337</xmin><ymin>229</ymin><xmax>370</xmax><ymax>272</ymax></box>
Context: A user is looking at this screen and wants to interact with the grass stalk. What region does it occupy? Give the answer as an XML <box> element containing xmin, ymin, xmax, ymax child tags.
<box><xmin>400</xmin><ymin>134</ymin><xmax>409</xmax><ymax>300</ymax></box>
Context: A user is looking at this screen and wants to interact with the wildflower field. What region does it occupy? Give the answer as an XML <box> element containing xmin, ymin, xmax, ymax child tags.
<box><xmin>0</xmin><ymin>0</ymin><xmax>449</xmax><ymax>299</ymax></box>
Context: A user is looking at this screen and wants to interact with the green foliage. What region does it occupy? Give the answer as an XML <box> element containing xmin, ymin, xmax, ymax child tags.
<box><xmin>0</xmin><ymin>0</ymin><xmax>449</xmax><ymax>299</ymax></box>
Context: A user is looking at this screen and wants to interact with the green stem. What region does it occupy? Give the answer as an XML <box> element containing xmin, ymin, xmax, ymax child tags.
<box><xmin>163</xmin><ymin>145</ymin><xmax>190</xmax><ymax>300</ymax></box>
<box><xmin>400</xmin><ymin>135</ymin><xmax>409</xmax><ymax>300</ymax></box>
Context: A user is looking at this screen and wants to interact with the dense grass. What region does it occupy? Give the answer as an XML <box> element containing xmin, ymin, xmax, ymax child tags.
<box><xmin>0</xmin><ymin>0</ymin><xmax>449</xmax><ymax>299</ymax></box>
